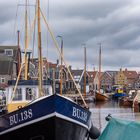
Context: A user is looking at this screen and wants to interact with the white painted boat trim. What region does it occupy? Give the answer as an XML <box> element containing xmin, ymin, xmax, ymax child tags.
<box><xmin>29</xmin><ymin>94</ymin><xmax>75</xmax><ymax>105</ymax></box>
<box><xmin>0</xmin><ymin>112</ymin><xmax>88</xmax><ymax>136</ymax></box>
<box><xmin>56</xmin><ymin>113</ymin><xmax>88</xmax><ymax>129</ymax></box>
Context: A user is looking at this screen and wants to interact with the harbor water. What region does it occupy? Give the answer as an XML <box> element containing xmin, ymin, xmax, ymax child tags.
<box><xmin>89</xmin><ymin>100</ymin><xmax>140</xmax><ymax>131</ymax></box>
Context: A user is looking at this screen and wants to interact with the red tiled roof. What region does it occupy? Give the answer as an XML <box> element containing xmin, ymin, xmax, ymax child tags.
<box><xmin>123</xmin><ymin>70</ymin><xmax>138</xmax><ymax>79</ymax></box>
<box><xmin>0</xmin><ymin>83</ymin><xmax>8</xmax><ymax>89</ymax></box>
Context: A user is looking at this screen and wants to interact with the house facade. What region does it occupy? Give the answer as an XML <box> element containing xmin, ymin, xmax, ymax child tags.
<box><xmin>87</xmin><ymin>71</ymin><xmax>99</xmax><ymax>92</ymax></box>
<box><xmin>72</xmin><ymin>69</ymin><xmax>90</xmax><ymax>94</ymax></box>
<box><xmin>101</xmin><ymin>71</ymin><xmax>117</xmax><ymax>92</ymax></box>
<box><xmin>0</xmin><ymin>45</ymin><xmax>19</xmax><ymax>88</ymax></box>
<box><xmin>31</xmin><ymin>58</ymin><xmax>75</xmax><ymax>94</ymax></box>
<box><xmin>123</xmin><ymin>69</ymin><xmax>138</xmax><ymax>90</ymax></box>
<box><xmin>134</xmin><ymin>74</ymin><xmax>140</xmax><ymax>89</ymax></box>
<box><xmin>115</xmin><ymin>68</ymin><xmax>126</xmax><ymax>86</ymax></box>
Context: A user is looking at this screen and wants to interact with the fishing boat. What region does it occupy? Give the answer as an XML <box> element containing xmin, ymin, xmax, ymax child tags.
<box><xmin>0</xmin><ymin>1</ymin><xmax>100</xmax><ymax>140</ymax></box>
<box><xmin>112</xmin><ymin>86</ymin><xmax>127</xmax><ymax>98</ymax></box>
<box><xmin>96</xmin><ymin>92</ymin><xmax>109</xmax><ymax>101</ymax></box>
<box><xmin>0</xmin><ymin>81</ymin><xmax>96</xmax><ymax>140</ymax></box>
<box><xmin>96</xmin><ymin>44</ymin><xmax>109</xmax><ymax>101</ymax></box>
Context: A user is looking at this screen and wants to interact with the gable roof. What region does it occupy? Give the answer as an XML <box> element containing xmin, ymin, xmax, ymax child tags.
<box><xmin>87</xmin><ymin>71</ymin><xmax>98</xmax><ymax>79</ymax></box>
<box><xmin>71</xmin><ymin>69</ymin><xmax>83</xmax><ymax>76</ymax></box>
<box><xmin>31</xmin><ymin>58</ymin><xmax>57</xmax><ymax>69</ymax></box>
<box><xmin>106</xmin><ymin>71</ymin><xmax>118</xmax><ymax>77</ymax></box>
<box><xmin>123</xmin><ymin>70</ymin><xmax>138</xmax><ymax>79</ymax></box>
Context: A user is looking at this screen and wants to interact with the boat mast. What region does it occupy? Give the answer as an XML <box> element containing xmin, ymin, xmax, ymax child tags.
<box><xmin>84</xmin><ymin>45</ymin><xmax>86</xmax><ymax>97</ymax></box>
<box><xmin>60</xmin><ymin>37</ymin><xmax>63</xmax><ymax>95</ymax></box>
<box><xmin>24</xmin><ymin>0</ymin><xmax>29</xmax><ymax>80</ymax></box>
<box><xmin>37</xmin><ymin>0</ymin><xmax>43</xmax><ymax>96</ymax></box>
<box><xmin>98</xmin><ymin>43</ymin><xmax>101</xmax><ymax>94</ymax></box>
<box><xmin>17</xmin><ymin>30</ymin><xmax>21</xmax><ymax>76</ymax></box>
<box><xmin>57</xmin><ymin>35</ymin><xmax>63</xmax><ymax>95</ymax></box>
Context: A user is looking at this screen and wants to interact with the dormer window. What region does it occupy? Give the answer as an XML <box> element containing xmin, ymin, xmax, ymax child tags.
<box><xmin>5</xmin><ymin>49</ymin><xmax>13</xmax><ymax>56</ymax></box>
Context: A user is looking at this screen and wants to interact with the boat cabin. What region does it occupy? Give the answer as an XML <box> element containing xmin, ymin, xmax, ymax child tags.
<box><xmin>116</xmin><ymin>87</ymin><xmax>123</xmax><ymax>94</ymax></box>
<box><xmin>6</xmin><ymin>80</ymin><xmax>52</xmax><ymax>112</ymax></box>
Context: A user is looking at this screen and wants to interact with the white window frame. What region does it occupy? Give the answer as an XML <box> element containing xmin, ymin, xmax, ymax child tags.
<box><xmin>5</xmin><ymin>49</ymin><xmax>13</xmax><ymax>56</ymax></box>
<box><xmin>26</xmin><ymin>87</ymin><xmax>36</xmax><ymax>100</ymax></box>
<box><xmin>13</xmin><ymin>88</ymin><xmax>22</xmax><ymax>101</ymax></box>
<box><xmin>1</xmin><ymin>78</ymin><xmax>5</xmax><ymax>83</ymax></box>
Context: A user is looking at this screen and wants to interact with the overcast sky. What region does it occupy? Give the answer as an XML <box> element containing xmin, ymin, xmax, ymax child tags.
<box><xmin>1</xmin><ymin>0</ymin><xmax>140</xmax><ymax>71</ymax></box>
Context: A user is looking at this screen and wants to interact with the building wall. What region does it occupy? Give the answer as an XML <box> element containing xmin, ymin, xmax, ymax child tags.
<box><xmin>101</xmin><ymin>72</ymin><xmax>113</xmax><ymax>92</ymax></box>
<box><xmin>115</xmin><ymin>69</ymin><xmax>126</xmax><ymax>86</ymax></box>
<box><xmin>0</xmin><ymin>75</ymin><xmax>12</xmax><ymax>84</ymax></box>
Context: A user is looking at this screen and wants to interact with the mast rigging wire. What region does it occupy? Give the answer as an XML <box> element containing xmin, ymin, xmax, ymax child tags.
<box><xmin>40</xmin><ymin>9</ymin><xmax>88</xmax><ymax>108</ymax></box>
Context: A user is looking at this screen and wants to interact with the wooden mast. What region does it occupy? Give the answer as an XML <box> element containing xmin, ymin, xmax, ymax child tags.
<box><xmin>84</xmin><ymin>46</ymin><xmax>86</xmax><ymax>97</ymax></box>
<box><xmin>24</xmin><ymin>0</ymin><xmax>29</xmax><ymax>80</ymax></box>
<box><xmin>98</xmin><ymin>43</ymin><xmax>101</xmax><ymax>94</ymax></box>
<box><xmin>57</xmin><ymin>36</ymin><xmax>63</xmax><ymax>95</ymax></box>
<box><xmin>37</xmin><ymin>0</ymin><xmax>43</xmax><ymax>96</ymax></box>
<box><xmin>17</xmin><ymin>30</ymin><xmax>21</xmax><ymax>76</ymax></box>
<box><xmin>60</xmin><ymin>37</ymin><xmax>63</xmax><ymax>95</ymax></box>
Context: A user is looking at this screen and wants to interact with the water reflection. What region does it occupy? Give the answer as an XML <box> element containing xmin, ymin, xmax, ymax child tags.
<box><xmin>89</xmin><ymin>100</ymin><xmax>140</xmax><ymax>131</ymax></box>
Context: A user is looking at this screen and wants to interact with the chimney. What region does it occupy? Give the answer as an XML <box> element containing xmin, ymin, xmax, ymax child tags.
<box><xmin>56</xmin><ymin>59</ymin><xmax>59</xmax><ymax>65</ymax></box>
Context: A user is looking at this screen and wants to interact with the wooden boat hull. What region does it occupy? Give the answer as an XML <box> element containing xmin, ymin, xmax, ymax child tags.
<box><xmin>96</xmin><ymin>93</ymin><xmax>109</xmax><ymax>101</ymax></box>
<box><xmin>0</xmin><ymin>94</ymin><xmax>96</xmax><ymax>140</ymax></box>
<box><xmin>119</xmin><ymin>97</ymin><xmax>133</xmax><ymax>107</ymax></box>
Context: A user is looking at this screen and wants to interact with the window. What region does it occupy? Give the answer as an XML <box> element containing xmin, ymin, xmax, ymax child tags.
<box><xmin>1</xmin><ymin>78</ymin><xmax>5</xmax><ymax>83</ymax></box>
<box><xmin>13</xmin><ymin>88</ymin><xmax>22</xmax><ymax>101</ymax></box>
<box><xmin>5</xmin><ymin>49</ymin><xmax>13</xmax><ymax>56</ymax></box>
<box><xmin>43</xmin><ymin>88</ymin><xmax>49</xmax><ymax>95</ymax></box>
<box><xmin>26</xmin><ymin>88</ymin><xmax>36</xmax><ymax>100</ymax></box>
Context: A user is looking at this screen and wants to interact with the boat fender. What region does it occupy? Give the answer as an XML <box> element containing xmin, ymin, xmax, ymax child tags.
<box><xmin>105</xmin><ymin>113</ymin><xmax>112</xmax><ymax>121</ymax></box>
<box><xmin>89</xmin><ymin>124</ymin><xmax>100</xmax><ymax>139</ymax></box>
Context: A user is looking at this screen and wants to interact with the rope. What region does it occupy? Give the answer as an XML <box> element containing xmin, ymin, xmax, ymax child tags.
<box><xmin>32</xmin><ymin>4</ymin><xmax>37</xmax><ymax>61</ymax></box>
<box><xmin>10</xmin><ymin>8</ymin><xmax>38</xmax><ymax>103</ymax></box>
<box><xmin>40</xmin><ymin>9</ymin><xmax>88</xmax><ymax>108</ymax></box>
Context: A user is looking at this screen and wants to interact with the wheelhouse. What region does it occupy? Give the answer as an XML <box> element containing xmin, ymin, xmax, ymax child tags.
<box><xmin>6</xmin><ymin>80</ymin><xmax>52</xmax><ymax>112</ymax></box>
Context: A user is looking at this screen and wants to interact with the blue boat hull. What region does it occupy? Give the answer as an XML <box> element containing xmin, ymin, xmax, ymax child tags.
<box><xmin>0</xmin><ymin>116</ymin><xmax>88</xmax><ymax>140</ymax></box>
<box><xmin>113</xmin><ymin>93</ymin><xmax>127</xmax><ymax>98</ymax></box>
<box><xmin>0</xmin><ymin>94</ymin><xmax>92</xmax><ymax>140</ymax></box>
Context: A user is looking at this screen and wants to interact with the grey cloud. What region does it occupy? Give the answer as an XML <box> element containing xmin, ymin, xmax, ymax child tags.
<box><xmin>1</xmin><ymin>0</ymin><xmax>140</xmax><ymax>71</ymax></box>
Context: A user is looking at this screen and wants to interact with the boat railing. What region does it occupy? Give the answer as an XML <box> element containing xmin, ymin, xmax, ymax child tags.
<box><xmin>0</xmin><ymin>98</ymin><xmax>7</xmax><ymax>115</ymax></box>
